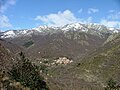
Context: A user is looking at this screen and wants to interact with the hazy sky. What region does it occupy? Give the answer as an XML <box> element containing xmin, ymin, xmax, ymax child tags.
<box><xmin>0</xmin><ymin>0</ymin><xmax>120</xmax><ymax>30</ymax></box>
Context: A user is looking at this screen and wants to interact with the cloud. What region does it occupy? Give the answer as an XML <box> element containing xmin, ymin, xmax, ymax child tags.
<box><xmin>78</xmin><ymin>8</ymin><xmax>83</xmax><ymax>13</ymax></box>
<box><xmin>99</xmin><ymin>10</ymin><xmax>120</xmax><ymax>28</ymax></box>
<box><xmin>35</xmin><ymin>10</ymin><xmax>80</xmax><ymax>26</ymax></box>
<box><xmin>82</xmin><ymin>17</ymin><xmax>93</xmax><ymax>24</ymax></box>
<box><xmin>107</xmin><ymin>11</ymin><xmax>120</xmax><ymax>20</ymax></box>
<box><xmin>100</xmin><ymin>19</ymin><xmax>120</xmax><ymax>28</ymax></box>
<box><xmin>0</xmin><ymin>0</ymin><xmax>16</xmax><ymax>29</ymax></box>
<box><xmin>88</xmin><ymin>8</ymin><xmax>99</xmax><ymax>14</ymax></box>
<box><xmin>35</xmin><ymin>9</ymin><xmax>120</xmax><ymax>28</ymax></box>
<box><xmin>109</xmin><ymin>10</ymin><xmax>115</xmax><ymax>13</ymax></box>
<box><xmin>0</xmin><ymin>15</ymin><xmax>12</xmax><ymax>28</ymax></box>
<box><xmin>0</xmin><ymin>0</ymin><xmax>16</xmax><ymax>13</ymax></box>
<box><xmin>86</xmin><ymin>17</ymin><xmax>93</xmax><ymax>23</ymax></box>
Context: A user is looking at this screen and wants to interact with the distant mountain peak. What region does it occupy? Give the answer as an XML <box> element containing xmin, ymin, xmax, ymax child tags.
<box><xmin>61</xmin><ymin>23</ymin><xmax>88</xmax><ymax>32</ymax></box>
<box><xmin>1</xmin><ymin>23</ymin><xmax>120</xmax><ymax>39</ymax></box>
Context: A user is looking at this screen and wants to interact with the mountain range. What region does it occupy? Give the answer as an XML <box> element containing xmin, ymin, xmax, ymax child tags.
<box><xmin>1</xmin><ymin>23</ymin><xmax>120</xmax><ymax>39</ymax></box>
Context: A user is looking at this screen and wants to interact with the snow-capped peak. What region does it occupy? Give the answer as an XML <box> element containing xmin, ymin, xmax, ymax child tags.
<box><xmin>85</xmin><ymin>23</ymin><xmax>107</xmax><ymax>31</ymax></box>
<box><xmin>32</xmin><ymin>25</ymin><xmax>60</xmax><ymax>32</ymax></box>
<box><xmin>0</xmin><ymin>29</ymin><xmax>35</xmax><ymax>38</ymax></box>
<box><xmin>108</xmin><ymin>27</ymin><xmax>119</xmax><ymax>33</ymax></box>
<box><xmin>32</xmin><ymin>25</ymin><xmax>48</xmax><ymax>32</ymax></box>
<box><xmin>1</xmin><ymin>30</ymin><xmax>16</xmax><ymax>38</ymax></box>
<box><xmin>61</xmin><ymin>23</ymin><xmax>88</xmax><ymax>32</ymax></box>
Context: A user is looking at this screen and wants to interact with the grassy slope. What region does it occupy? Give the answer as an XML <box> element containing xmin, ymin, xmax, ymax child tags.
<box><xmin>75</xmin><ymin>33</ymin><xmax>120</xmax><ymax>88</ymax></box>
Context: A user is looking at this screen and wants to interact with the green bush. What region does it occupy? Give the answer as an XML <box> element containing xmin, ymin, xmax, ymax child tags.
<box><xmin>9</xmin><ymin>52</ymin><xmax>49</xmax><ymax>90</ymax></box>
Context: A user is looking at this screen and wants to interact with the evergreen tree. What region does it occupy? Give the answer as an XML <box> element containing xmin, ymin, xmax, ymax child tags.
<box><xmin>105</xmin><ymin>78</ymin><xmax>120</xmax><ymax>90</ymax></box>
<box><xmin>9</xmin><ymin>52</ymin><xmax>49</xmax><ymax>90</ymax></box>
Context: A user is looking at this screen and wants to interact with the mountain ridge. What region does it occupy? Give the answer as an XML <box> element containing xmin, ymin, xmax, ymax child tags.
<box><xmin>1</xmin><ymin>23</ymin><xmax>120</xmax><ymax>39</ymax></box>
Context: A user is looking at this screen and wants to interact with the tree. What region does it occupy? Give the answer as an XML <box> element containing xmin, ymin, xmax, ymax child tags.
<box><xmin>9</xmin><ymin>52</ymin><xmax>49</xmax><ymax>90</ymax></box>
<box><xmin>105</xmin><ymin>78</ymin><xmax>120</xmax><ymax>90</ymax></box>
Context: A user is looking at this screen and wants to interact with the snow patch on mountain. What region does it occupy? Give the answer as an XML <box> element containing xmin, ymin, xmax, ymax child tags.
<box><xmin>108</xmin><ymin>27</ymin><xmax>119</xmax><ymax>33</ymax></box>
<box><xmin>62</xmin><ymin>23</ymin><xmax>88</xmax><ymax>32</ymax></box>
<box><xmin>1</xmin><ymin>30</ymin><xmax>16</xmax><ymax>38</ymax></box>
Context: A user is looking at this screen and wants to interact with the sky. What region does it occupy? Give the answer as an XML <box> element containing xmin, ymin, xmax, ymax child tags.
<box><xmin>0</xmin><ymin>0</ymin><xmax>120</xmax><ymax>31</ymax></box>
